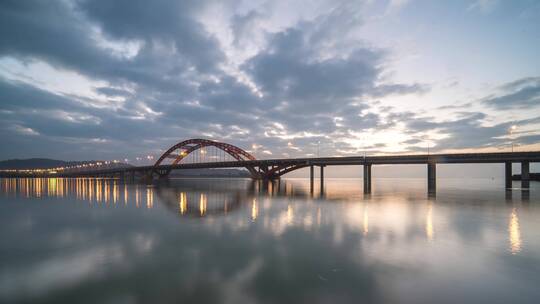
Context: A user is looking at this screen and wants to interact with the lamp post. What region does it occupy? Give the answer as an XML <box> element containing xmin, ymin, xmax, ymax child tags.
<box><xmin>362</xmin><ymin>136</ymin><xmax>366</xmax><ymax>158</ymax></box>
<box><xmin>509</xmin><ymin>125</ymin><xmax>517</xmax><ymax>152</ymax></box>
<box><xmin>422</xmin><ymin>135</ymin><xmax>430</xmax><ymax>155</ymax></box>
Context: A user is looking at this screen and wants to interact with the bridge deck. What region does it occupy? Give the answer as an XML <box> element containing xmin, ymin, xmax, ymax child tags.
<box><xmin>1</xmin><ymin>151</ymin><xmax>539</xmax><ymax>178</ymax></box>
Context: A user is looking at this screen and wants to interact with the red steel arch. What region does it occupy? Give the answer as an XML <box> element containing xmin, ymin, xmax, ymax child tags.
<box><xmin>263</xmin><ymin>163</ymin><xmax>310</xmax><ymax>178</ymax></box>
<box><xmin>153</xmin><ymin>139</ymin><xmax>259</xmax><ymax>177</ymax></box>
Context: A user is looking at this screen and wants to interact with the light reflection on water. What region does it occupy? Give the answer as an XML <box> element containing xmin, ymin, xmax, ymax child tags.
<box><xmin>509</xmin><ymin>208</ymin><xmax>522</xmax><ymax>254</ymax></box>
<box><xmin>426</xmin><ymin>203</ymin><xmax>434</xmax><ymax>242</ymax></box>
<box><xmin>0</xmin><ymin>177</ymin><xmax>539</xmax><ymax>304</ymax></box>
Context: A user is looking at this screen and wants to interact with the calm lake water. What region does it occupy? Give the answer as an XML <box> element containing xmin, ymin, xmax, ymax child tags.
<box><xmin>0</xmin><ymin>177</ymin><xmax>539</xmax><ymax>304</ymax></box>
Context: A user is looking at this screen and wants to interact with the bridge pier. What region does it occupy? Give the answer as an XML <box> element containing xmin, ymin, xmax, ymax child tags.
<box><xmin>427</xmin><ymin>162</ymin><xmax>436</xmax><ymax>194</ymax></box>
<box><xmin>363</xmin><ymin>164</ymin><xmax>371</xmax><ymax>194</ymax></box>
<box><xmin>141</xmin><ymin>171</ymin><xmax>154</xmax><ymax>183</ymax></box>
<box><xmin>320</xmin><ymin>165</ymin><xmax>325</xmax><ymax>194</ymax></box>
<box><xmin>310</xmin><ymin>165</ymin><xmax>314</xmax><ymax>194</ymax></box>
<box><xmin>521</xmin><ymin>161</ymin><xmax>530</xmax><ymax>189</ymax></box>
<box><xmin>505</xmin><ymin>162</ymin><xmax>512</xmax><ymax>189</ymax></box>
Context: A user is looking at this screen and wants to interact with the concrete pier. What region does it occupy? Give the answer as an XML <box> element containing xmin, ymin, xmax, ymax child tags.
<box><xmin>427</xmin><ymin>162</ymin><xmax>436</xmax><ymax>194</ymax></box>
<box><xmin>363</xmin><ymin>164</ymin><xmax>371</xmax><ymax>194</ymax></box>
<box><xmin>505</xmin><ymin>162</ymin><xmax>512</xmax><ymax>189</ymax></box>
<box><xmin>310</xmin><ymin>165</ymin><xmax>314</xmax><ymax>194</ymax></box>
<box><xmin>320</xmin><ymin>165</ymin><xmax>325</xmax><ymax>193</ymax></box>
<box><xmin>521</xmin><ymin>161</ymin><xmax>530</xmax><ymax>189</ymax></box>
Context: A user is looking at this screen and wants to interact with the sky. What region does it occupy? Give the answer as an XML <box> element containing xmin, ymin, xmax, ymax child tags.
<box><xmin>0</xmin><ymin>0</ymin><xmax>539</xmax><ymax>167</ymax></box>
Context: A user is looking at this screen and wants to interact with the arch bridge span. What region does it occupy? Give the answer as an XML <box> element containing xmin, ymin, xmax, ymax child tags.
<box><xmin>152</xmin><ymin>138</ymin><xmax>302</xmax><ymax>180</ymax></box>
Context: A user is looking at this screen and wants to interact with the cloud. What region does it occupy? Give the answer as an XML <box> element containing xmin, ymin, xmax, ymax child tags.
<box><xmin>386</xmin><ymin>0</ymin><xmax>410</xmax><ymax>14</ymax></box>
<box><xmin>11</xmin><ymin>125</ymin><xmax>39</xmax><ymax>136</ymax></box>
<box><xmin>0</xmin><ymin>0</ymin><xmax>537</xmax><ymax>160</ymax></box>
<box><xmin>467</xmin><ymin>0</ymin><xmax>499</xmax><ymax>13</ymax></box>
<box><xmin>399</xmin><ymin>111</ymin><xmax>540</xmax><ymax>151</ymax></box>
<box><xmin>77</xmin><ymin>0</ymin><xmax>224</xmax><ymax>73</ymax></box>
<box><xmin>482</xmin><ymin>77</ymin><xmax>540</xmax><ymax>110</ymax></box>
<box><xmin>370</xmin><ymin>83</ymin><xmax>430</xmax><ymax>98</ymax></box>
<box><xmin>437</xmin><ymin>103</ymin><xmax>472</xmax><ymax>110</ymax></box>
<box><xmin>94</xmin><ymin>86</ymin><xmax>132</xmax><ymax>98</ymax></box>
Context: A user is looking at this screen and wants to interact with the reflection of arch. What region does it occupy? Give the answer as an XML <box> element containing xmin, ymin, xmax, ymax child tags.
<box><xmin>153</xmin><ymin>139</ymin><xmax>258</xmax><ymax>178</ymax></box>
<box><xmin>153</xmin><ymin>179</ymin><xmax>315</xmax><ymax>219</ymax></box>
<box><xmin>154</xmin><ymin>184</ymin><xmax>246</xmax><ymax>218</ymax></box>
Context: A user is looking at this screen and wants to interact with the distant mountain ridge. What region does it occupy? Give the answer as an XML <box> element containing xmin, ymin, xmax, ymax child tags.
<box><xmin>0</xmin><ymin>158</ymin><xmax>96</xmax><ymax>170</ymax></box>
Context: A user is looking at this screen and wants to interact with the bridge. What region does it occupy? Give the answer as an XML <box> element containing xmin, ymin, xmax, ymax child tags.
<box><xmin>1</xmin><ymin>138</ymin><xmax>539</xmax><ymax>194</ymax></box>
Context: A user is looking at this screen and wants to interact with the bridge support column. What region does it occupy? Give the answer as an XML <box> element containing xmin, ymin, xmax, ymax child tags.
<box><xmin>505</xmin><ymin>162</ymin><xmax>512</xmax><ymax>189</ymax></box>
<box><xmin>427</xmin><ymin>162</ymin><xmax>436</xmax><ymax>194</ymax></box>
<box><xmin>363</xmin><ymin>164</ymin><xmax>371</xmax><ymax>194</ymax></box>
<box><xmin>521</xmin><ymin>161</ymin><xmax>530</xmax><ymax>189</ymax></box>
<box><xmin>142</xmin><ymin>171</ymin><xmax>154</xmax><ymax>183</ymax></box>
<box><xmin>310</xmin><ymin>165</ymin><xmax>314</xmax><ymax>194</ymax></box>
<box><xmin>320</xmin><ymin>165</ymin><xmax>325</xmax><ymax>194</ymax></box>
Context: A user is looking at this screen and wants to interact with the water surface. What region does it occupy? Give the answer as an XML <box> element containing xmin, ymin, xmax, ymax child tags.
<box><xmin>0</xmin><ymin>177</ymin><xmax>539</xmax><ymax>304</ymax></box>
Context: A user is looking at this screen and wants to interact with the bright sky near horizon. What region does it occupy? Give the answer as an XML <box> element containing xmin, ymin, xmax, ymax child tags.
<box><xmin>0</xmin><ymin>0</ymin><xmax>539</xmax><ymax>163</ymax></box>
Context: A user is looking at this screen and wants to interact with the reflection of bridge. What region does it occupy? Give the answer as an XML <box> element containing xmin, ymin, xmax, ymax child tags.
<box><xmin>2</xmin><ymin>138</ymin><xmax>539</xmax><ymax>194</ymax></box>
<box><xmin>154</xmin><ymin>179</ymin><xmax>313</xmax><ymax>217</ymax></box>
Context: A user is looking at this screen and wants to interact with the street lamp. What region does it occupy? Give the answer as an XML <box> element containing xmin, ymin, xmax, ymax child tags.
<box><xmin>509</xmin><ymin>125</ymin><xmax>517</xmax><ymax>152</ymax></box>
<box><xmin>361</xmin><ymin>136</ymin><xmax>367</xmax><ymax>158</ymax></box>
<box><xmin>421</xmin><ymin>134</ymin><xmax>430</xmax><ymax>155</ymax></box>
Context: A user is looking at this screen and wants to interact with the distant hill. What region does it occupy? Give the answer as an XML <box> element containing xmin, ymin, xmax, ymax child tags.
<box><xmin>0</xmin><ymin>158</ymin><xmax>95</xmax><ymax>170</ymax></box>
